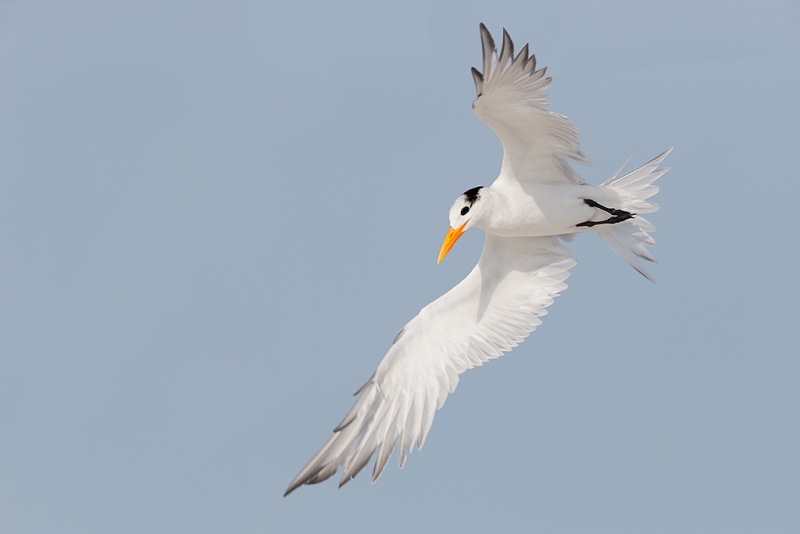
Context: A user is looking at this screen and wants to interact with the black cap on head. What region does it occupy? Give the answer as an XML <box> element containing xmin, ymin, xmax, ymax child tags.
<box><xmin>463</xmin><ymin>186</ymin><xmax>483</xmax><ymax>205</ymax></box>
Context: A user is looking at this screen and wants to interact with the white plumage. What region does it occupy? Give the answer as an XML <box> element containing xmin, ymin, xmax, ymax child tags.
<box><xmin>472</xmin><ymin>24</ymin><xmax>591</xmax><ymax>184</ymax></box>
<box><xmin>285</xmin><ymin>24</ymin><xmax>671</xmax><ymax>496</ymax></box>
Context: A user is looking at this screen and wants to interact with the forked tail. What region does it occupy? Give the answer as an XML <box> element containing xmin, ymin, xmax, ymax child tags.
<box><xmin>598</xmin><ymin>148</ymin><xmax>672</xmax><ymax>282</ymax></box>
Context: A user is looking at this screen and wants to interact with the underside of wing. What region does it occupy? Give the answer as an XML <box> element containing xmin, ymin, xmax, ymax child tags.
<box><xmin>285</xmin><ymin>236</ymin><xmax>576</xmax><ymax>495</ymax></box>
<box><xmin>472</xmin><ymin>24</ymin><xmax>590</xmax><ymax>185</ymax></box>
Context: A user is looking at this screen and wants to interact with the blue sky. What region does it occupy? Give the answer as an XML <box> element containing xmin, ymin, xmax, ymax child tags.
<box><xmin>1</xmin><ymin>1</ymin><xmax>799</xmax><ymax>532</ymax></box>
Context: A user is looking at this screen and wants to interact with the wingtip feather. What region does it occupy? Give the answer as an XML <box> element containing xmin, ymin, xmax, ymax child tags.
<box><xmin>471</xmin><ymin>67</ymin><xmax>483</xmax><ymax>96</ymax></box>
<box><xmin>479</xmin><ymin>23</ymin><xmax>496</xmax><ymax>78</ymax></box>
<box><xmin>499</xmin><ymin>28</ymin><xmax>514</xmax><ymax>65</ymax></box>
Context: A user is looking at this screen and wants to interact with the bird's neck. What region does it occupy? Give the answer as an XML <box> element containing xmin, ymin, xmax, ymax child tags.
<box><xmin>472</xmin><ymin>187</ymin><xmax>513</xmax><ymax>234</ymax></box>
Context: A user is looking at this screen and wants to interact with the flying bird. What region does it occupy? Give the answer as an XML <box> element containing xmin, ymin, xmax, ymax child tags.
<box><xmin>285</xmin><ymin>24</ymin><xmax>671</xmax><ymax>496</ymax></box>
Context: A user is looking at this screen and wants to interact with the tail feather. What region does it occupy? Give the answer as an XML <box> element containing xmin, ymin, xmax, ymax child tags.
<box><xmin>597</xmin><ymin>221</ymin><xmax>657</xmax><ymax>282</ymax></box>
<box><xmin>599</xmin><ymin>147</ymin><xmax>672</xmax><ymax>282</ymax></box>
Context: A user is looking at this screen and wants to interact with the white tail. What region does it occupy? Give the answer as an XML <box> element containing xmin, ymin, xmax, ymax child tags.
<box><xmin>598</xmin><ymin>148</ymin><xmax>673</xmax><ymax>282</ymax></box>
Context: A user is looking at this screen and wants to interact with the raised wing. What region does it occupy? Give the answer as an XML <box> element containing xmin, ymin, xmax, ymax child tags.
<box><xmin>472</xmin><ymin>24</ymin><xmax>591</xmax><ymax>185</ymax></box>
<box><xmin>284</xmin><ymin>236</ymin><xmax>576</xmax><ymax>495</ymax></box>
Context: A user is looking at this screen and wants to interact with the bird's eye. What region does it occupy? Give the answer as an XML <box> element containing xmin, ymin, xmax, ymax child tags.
<box><xmin>460</xmin><ymin>206</ymin><xmax>470</xmax><ymax>216</ymax></box>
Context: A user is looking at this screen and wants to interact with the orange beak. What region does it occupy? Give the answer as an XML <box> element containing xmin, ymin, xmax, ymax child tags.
<box><xmin>437</xmin><ymin>221</ymin><xmax>468</xmax><ymax>264</ymax></box>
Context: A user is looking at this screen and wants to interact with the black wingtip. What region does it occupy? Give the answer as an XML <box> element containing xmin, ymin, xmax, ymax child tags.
<box><xmin>479</xmin><ymin>22</ymin><xmax>495</xmax><ymax>51</ymax></box>
<box><xmin>478</xmin><ymin>22</ymin><xmax>490</xmax><ymax>44</ymax></box>
<box><xmin>481</xmin><ymin>22</ymin><xmax>495</xmax><ymax>50</ymax></box>
<box><xmin>471</xmin><ymin>67</ymin><xmax>483</xmax><ymax>96</ymax></box>
<box><xmin>516</xmin><ymin>43</ymin><xmax>529</xmax><ymax>66</ymax></box>
<box><xmin>333</xmin><ymin>413</ymin><xmax>355</xmax><ymax>432</ymax></box>
<box><xmin>478</xmin><ymin>23</ymin><xmax>496</xmax><ymax>79</ymax></box>
<box><xmin>499</xmin><ymin>28</ymin><xmax>514</xmax><ymax>64</ymax></box>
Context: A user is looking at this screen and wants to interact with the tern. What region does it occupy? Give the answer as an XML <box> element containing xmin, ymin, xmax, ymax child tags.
<box><xmin>285</xmin><ymin>24</ymin><xmax>671</xmax><ymax>496</ymax></box>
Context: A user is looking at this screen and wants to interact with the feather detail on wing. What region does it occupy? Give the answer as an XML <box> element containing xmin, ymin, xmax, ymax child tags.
<box><xmin>472</xmin><ymin>24</ymin><xmax>590</xmax><ymax>185</ymax></box>
<box><xmin>284</xmin><ymin>236</ymin><xmax>576</xmax><ymax>496</ymax></box>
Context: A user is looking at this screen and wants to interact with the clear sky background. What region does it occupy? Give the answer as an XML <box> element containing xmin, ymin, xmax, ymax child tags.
<box><xmin>1</xmin><ymin>1</ymin><xmax>799</xmax><ymax>532</ymax></box>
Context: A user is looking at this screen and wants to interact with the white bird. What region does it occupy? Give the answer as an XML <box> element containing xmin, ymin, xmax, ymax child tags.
<box><xmin>284</xmin><ymin>24</ymin><xmax>671</xmax><ymax>496</ymax></box>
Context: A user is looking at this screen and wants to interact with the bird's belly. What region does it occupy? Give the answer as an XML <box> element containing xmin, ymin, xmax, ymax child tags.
<box><xmin>484</xmin><ymin>184</ymin><xmax>598</xmax><ymax>237</ymax></box>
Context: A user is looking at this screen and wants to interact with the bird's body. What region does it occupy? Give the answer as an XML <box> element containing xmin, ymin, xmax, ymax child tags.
<box><xmin>284</xmin><ymin>24</ymin><xmax>671</xmax><ymax>496</ymax></box>
<box><xmin>469</xmin><ymin>182</ymin><xmax>610</xmax><ymax>237</ymax></box>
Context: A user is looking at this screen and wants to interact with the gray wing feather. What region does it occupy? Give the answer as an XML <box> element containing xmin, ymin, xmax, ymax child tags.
<box><xmin>473</xmin><ymin>25</ymin><xmax>591</xmax><ymax>185</ymax></box>
<box><xmin>284</xmin><ymin>236</ymin><xmax>576</xmax><ymax>495</ymax></box>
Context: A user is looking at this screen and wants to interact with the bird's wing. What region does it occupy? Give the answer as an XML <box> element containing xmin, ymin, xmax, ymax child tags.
<box><xmin>471</xmin><ymin>24</ymin><xmax>590</xmax><ymax>185</ymax></box>
<box><xmin>284</xmin><ymin>235</ymin><xmax>576</xmax><ymax>495</ymax></box>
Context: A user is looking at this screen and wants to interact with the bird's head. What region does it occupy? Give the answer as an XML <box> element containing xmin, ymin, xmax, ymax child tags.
<box><xmin>438</xmin><ymin>186</ymin><xmax>485</xmax><ymax>263</ymax></box>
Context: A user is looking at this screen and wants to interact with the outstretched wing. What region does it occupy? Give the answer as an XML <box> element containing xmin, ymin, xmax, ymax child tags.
<box><xmin>284</xmin><ymin>236</ymin><xmax>576</xmax><ymax>495</ymax></box>
<box><xmin>472</xmin><ymin>24</ymin><xmax>591</xmax><ymax>185</ymax></box>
